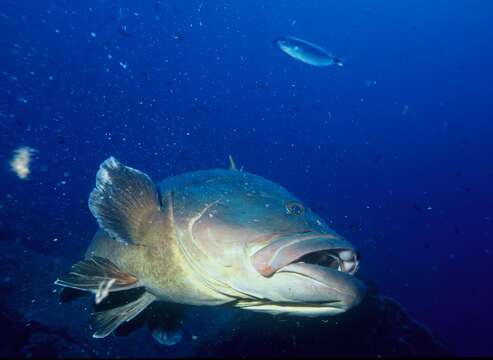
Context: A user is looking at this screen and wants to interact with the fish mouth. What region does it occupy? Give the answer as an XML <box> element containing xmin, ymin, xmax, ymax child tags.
<box><xmin>250</xmin><ymin>231</ymin><xmax>360</xmax><ymax>278</ymax></box>
<box><xmin>248</xmin><ymin>232</ymin><xmax>365</xmax><ymax>314</ymax></box>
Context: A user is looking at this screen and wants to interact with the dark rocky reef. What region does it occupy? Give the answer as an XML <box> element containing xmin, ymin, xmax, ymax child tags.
<box><xmin>196</xmin><ymin>292</ymin><xmax>450</xmax><ymax>357</ymax></box>
<box><xmin>0</xmin><ymin>231</ymin><xmax>451</xmax><ymax>357</ymax></box>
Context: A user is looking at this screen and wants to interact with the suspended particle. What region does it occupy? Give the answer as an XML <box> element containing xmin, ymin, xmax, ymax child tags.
<box><xmin>9</xmin><ymin>146</ymin><xmax>37</xmax><ymax>180</ymax></box>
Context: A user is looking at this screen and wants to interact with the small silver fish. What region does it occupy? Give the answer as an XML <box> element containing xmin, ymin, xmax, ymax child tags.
<box><xmin>276</xmin><ymin>36</ymin><xmax>343</xmax><ymax>67</ymax></box>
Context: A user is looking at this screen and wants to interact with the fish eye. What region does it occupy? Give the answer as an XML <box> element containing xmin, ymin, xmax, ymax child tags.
<box><xmin>286</xmin><ymin>201</ymin><xmax>305</xmax><ymax>215</ymax></box>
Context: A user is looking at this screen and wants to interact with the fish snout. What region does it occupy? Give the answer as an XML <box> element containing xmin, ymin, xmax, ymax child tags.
<box><xmin>250</xmin><ymin>232</ymin><xmax>361</xmax><ymax>277</ymax></box>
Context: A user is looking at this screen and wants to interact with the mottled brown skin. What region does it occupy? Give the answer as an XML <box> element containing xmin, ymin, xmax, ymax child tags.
<box><xmin>85</xmin><ymin>216</ymin><xmax>229</xmax><ymax>306</ymax></box>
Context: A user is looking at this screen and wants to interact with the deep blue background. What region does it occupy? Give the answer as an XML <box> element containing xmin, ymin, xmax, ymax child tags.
<box><xmin>1</xmin><ymin>0</ymin><xmax>492</xmax><ymax>356</ymax></box>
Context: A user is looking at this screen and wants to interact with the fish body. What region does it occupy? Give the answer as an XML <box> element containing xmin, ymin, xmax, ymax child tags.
<box><xmin>276</xmin><ymin>36</ymin><xmax>343</xmax><ymax>67</ymax></box>
<box><xmin>56</xmin><ymin>157</ymin><xmax>365</xmax><ymax>338</ymax></box>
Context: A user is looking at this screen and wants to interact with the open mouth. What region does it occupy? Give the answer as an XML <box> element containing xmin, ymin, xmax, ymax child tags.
<box><xmin>245</xmin><ymin>232</ymin><xmax>365</xmax><ymax>314</ymax></box>
<box><xmin>294</xmin><ymin>249</ymin><xmax>359</xmax><ymax>275</ymax></box>
<box><xmin>250</xmin><ymin>232</ymin><xmax>360</xmax><ymax>277</ymax></box>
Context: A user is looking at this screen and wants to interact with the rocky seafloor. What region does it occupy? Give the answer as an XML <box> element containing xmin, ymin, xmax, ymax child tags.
<box><xmin>0</xmin><ymin>222</ymin><xmax>451</xmax><ymax>358</ymax></box>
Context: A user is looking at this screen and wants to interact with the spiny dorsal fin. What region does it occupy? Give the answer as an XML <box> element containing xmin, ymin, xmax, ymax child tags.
<box><xmin>88</xmin><ymin>157</ymin><xmax>164</xmax><ymax>246</ymax></box>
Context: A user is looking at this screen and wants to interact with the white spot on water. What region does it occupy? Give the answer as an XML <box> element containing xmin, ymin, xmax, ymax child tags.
<box><xmin>9</xmin><ymin>146</ymin><xmax>37</xmax><ymax>180</ymax></box>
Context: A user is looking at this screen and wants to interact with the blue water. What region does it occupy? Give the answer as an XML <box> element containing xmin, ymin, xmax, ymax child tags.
<box><xmin>1</xmin><ymin>0</ymin><xmax>492</xmax><ymax>356</ymax></box>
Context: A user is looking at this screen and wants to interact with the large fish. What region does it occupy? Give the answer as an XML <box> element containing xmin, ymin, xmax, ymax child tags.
<box><xmin>55</xmin><ymin>156</ymin><xmax>365</xmax><ymax>339</ymax></box>
<box><xmin>276</xmin><ymin>36</ymin><xmax>343</xmax><ymax>67</ymax></box>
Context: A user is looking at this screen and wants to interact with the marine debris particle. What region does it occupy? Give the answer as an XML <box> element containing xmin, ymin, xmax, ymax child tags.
<box><xmin>94</xmin><ymin>278</ymin><xmax>116</xmax><ymax>304</ymax></box>
<box><xmin>9</xmin><ymin>146</ymin><xmax>37</xmax><ymax>179</ymax></box>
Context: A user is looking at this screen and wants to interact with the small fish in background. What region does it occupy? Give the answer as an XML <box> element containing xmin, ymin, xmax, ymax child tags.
<box><xmin>9</xmin><ymin>146</ymin><xmax>37</xmax><ymax>180</ymax></box>
<box><xmin>365</xmin><ymin>80</ymin><xmax>377</xmax><ymax>87</ymax></box>
<box><xmin>276</xmin><ymin>36</ymin><xmax>343</xmax><ymax>67</ymax></box>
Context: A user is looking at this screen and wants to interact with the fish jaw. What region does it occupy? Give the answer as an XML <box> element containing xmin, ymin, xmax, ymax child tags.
<box><xmin>234</xmin><ymin>264</ymin><xmax>366</xmax><ymax>316</ymax></box>
<box><xmin>273</xmin><ymin>263</ymin><xmax>366</xmax><ymax>313</ymax></box>
<box><xmin>233</xmin><ymin>232</ymin><xmax>366</xmax><ymax>315</ymax></box>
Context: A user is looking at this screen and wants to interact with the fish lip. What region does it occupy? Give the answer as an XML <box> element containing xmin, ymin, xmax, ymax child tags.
<box><xmin>250</xmin><ymin>232</ymin><xmax>359</xmax><ymax>277</ymax></box>
<box><xmin>276</xmin><ymin>262</ymin><xmax>367</xmax><ymax>307</ymax></box>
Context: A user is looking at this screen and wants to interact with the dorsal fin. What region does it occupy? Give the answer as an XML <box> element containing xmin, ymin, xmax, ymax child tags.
<box><xmin>88</xmin><ymin>157</ymin><xmax>173</xmax><ymax>247</ymax></box>
<box><xmin>228</xmin><ymin>154</ymin><xmax>238</xmax><ymax>171</ymax></box>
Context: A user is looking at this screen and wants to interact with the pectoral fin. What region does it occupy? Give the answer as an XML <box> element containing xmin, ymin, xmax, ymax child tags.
<box><xmin>91</xmin><ymin>291</ymin><xmax>156</xmax><ymax>338</ymax></box>
<box><xmin>88</xmin><ymin>156</ymin><xmax>162</xmax><ymax>245</ymax></box>
<box><xmin>55</xmin><ymin>256</ymin><xmax>140</xmax><ymax>295</ymax></box>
